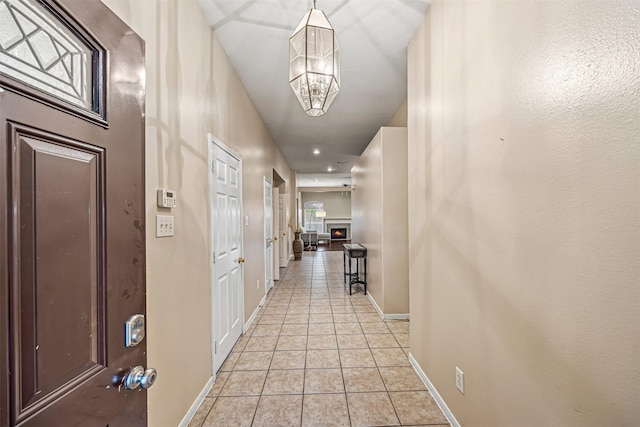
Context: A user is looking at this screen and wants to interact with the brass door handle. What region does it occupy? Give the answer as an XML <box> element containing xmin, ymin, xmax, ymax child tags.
<box><xmin>282</xmin><ymin>232</ymin><xmax>286</xmax><ymax>236</ymax></box>
<box><xmin>237</xmin><ymin>257</ymin><xmax>245</xmax><ymax>264</ymax></box>
<box><xmin>269</xmin><ymin>237</ymin><xmax>278</xmax><ymax>243</ymax></box>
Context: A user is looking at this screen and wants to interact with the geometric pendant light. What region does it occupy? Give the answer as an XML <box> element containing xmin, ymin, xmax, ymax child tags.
<box><xmin>289</xmin><ymin>0</ymin><xmax>340</xmax><ymax>117</ymax></box>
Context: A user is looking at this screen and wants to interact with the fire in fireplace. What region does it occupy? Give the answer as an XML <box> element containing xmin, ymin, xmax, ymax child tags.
<box><xmin>331</xmin><ymin>228</ymin><xmax>347</xmax><ymax>240</ymax></box>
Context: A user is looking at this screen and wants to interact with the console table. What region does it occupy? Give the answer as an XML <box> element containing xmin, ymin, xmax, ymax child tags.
<box><xmin>343</xmin><ymin>244</ymin><xmax>367</xmax><ymax>295</ymax></box>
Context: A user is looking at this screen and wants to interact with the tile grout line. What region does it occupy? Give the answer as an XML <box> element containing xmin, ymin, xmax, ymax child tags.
<box><xmin>324</xmin><ymin>252</ymin><xmax>353</xmax><ymax>427</ymax></box>
<box><xmin>235</xmin><ymin>251</ymin><xmax>415</xmax><ymax>426</ymax></box>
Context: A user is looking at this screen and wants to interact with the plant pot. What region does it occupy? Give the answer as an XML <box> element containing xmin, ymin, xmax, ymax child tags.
<box><xmin>292</xmin><ymin>232</ymin><xmax>303</xmax><ymax>260</ymax></box>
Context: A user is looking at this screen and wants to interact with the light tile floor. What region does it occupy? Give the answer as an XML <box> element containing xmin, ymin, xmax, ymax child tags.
<box><xmin>189</xmin><ymin>251</ymin><xmax>449</xmax><ymax>427</ymax></box>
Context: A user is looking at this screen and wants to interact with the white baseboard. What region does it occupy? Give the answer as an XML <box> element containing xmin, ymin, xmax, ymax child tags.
<box><xmin>366</xmin><ymin>292</ymin><xmax>410</xmax><ymax>320</ymax></box>
<box><xmin>367</xmin><ymin>292</ymin><xmax>384</xmax><ymax>317</ymax></box>
<box><xmin>384</xmin><ymin>312</ymin><xmax>410</xmax><ymax>320</ymax></box>
<box><xmin>178</xmin><ymin>376</ymin><xmax>215</xmax><ymax>427</ymax></box>
<box><xmin>408</xmin><ymin>352</ymin><xmax>460</xmax><ymax>427</ymax></box>
<box><xmin>244</xmin><ymin>294</ymin><xmax>266</xmax><ymax>333</ymax></box>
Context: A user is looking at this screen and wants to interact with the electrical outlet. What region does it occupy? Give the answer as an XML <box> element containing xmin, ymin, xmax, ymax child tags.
<box><xmin>455</xmin><ymin>366</ymin><xmax>464</xmax><ymax>394</ymax></box>
<box><xmin>256</xmin><ymin>280</ymin><xmax>260</xmax><ymax>290</ymax></box>
<box><xmin>156</xmin><ymin>215</ymin><xmax>174</xmax><ymax>237</ymax></box>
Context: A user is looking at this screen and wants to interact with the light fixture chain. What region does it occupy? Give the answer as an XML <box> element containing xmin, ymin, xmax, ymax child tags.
<box><xmin>313</xmin><ymin>0</ymin><xmax>317</xmax><ymax>9</ymax></box>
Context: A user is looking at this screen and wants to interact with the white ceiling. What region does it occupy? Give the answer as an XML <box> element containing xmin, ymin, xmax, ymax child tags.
<box><xmin>297</xmin><ymin>172</ymin><xmax>351</xmax><ymax>188</ymax></box>
<box><xmin>198</xmin><ymin>0</ymin><xmax>430</xmax><ymax>185</ymax></box>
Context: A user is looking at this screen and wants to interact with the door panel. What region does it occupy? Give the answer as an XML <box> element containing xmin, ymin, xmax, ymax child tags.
<box><xmin>272</xmin><ymin>187</ymin><xmax>279</xmax><ymax>281</ymax></box>
<box><xmin>0</xmin><ymin>0</ymin><xmax>146</xmax><ymax>425</ymax></box>
<box><xmin>216</xmin><ymin>274</ymin><xmax>230</xmax><ymax>345</ymax></box>
<box><xmin>279</xmin><ymin>194</ymin><xmax>289</xmax><ymax>267</ymax></box>
<box><xmin>216</xmin><ymin>193</ymin><xmax>228</xmax><ymax>259</ymax></box>
<box><xmin>12</xmin><ymin>126</ymin><xmax>105</xmax><ymax>420</ymax></box>
<box><xmin>210</xmin><ymin>139</ymin><xmax>243</xmax><ymax>373</ymax></box>
<box><xmin>264</xmin><ymin>178</ymin><xmax>273</xmax><ymax>293</ymax></box>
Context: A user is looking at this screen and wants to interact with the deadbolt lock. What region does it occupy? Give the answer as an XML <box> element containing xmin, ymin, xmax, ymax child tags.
<box><xmin>125</xmin><ymin>314</ymin><xmax>145</xmax><ymax>347</ymax></box>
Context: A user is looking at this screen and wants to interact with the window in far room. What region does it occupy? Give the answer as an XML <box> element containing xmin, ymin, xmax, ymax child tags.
<box><xmin>303</xmin><ymin>200</ymin><xmax>325</xmax><ymax>232</ymax></box>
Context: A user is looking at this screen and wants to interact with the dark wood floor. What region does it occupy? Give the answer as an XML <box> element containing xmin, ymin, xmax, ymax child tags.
<box><xmin>306</xmin><ymin>240</ymin><xmax>350</xmax><ymax>252</ymax></box>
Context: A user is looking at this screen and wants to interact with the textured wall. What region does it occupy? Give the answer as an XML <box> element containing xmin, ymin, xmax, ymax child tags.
<box><xmin>301</xmin><ymin>191</ymin><xmax>352</xmax><ymax>223</ymax></box>
<box><xmin>101</xmin><ymin>0</ymin><xmax>294</xmax><ymax>425</ymax></box>
<box><xmin>352</xmin><ymin>127</ymin><xmax>409</xmax><ymax>314</ymax></box>
<box><xmin>381</xmin><ymin>128</ymin><xmax>409</xmax><ymax>314</ymax></box>
<box><xmin>408</xmin><ymin>1</ymin><xmax>640</xmax><ymax>425</ymax></box>
<box><xmin>352</xmin><ymin>131</ymin><xmax>384</xmax><ymax>306</ymax></box>
<box><xmin>387</xmin><ymin>100</ymin><xmax>408</xmax><ymax>127</ymax></box>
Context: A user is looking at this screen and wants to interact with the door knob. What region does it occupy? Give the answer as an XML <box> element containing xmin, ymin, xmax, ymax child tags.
<box><xmin>270</xmin><ymin>237</ymin><xmax>278</xmax><ymax>243</ymax></box>
<box><xmin>123</xmin><ymin>366</ymin><xmax>158</xmax><ymax>390</ymax></box>
<box><xmin>238</xmin><ymin>257</ymin><xmax>245</xmax><ymax>264</ymax></box>
<box><xmin>140</xmin><ymin>368</ymin><xmax>158</xmax><ymax>389</ymax></box>
<box><xmin>282</xmin><ymin>232</ymin><xmax>286</xmax><ymax>236</ymax></box>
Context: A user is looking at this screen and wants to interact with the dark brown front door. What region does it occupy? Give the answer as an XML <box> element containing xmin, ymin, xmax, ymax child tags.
<box><xmin>0</xmin><ymin>0</ymin><xmax>146</xmax><ymax>425</ymax></box>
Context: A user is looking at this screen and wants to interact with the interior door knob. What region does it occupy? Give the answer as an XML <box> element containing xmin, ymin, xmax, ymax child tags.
<box><xmin>140</xmin><ymin>368</ymin><xmax>158</xmax><ymax>389</ymax></box>
<box><xmin>238</xmin><ymin>257</ymin><xmax>245</xmax><ymax>264</ymax></box>
<box><xmin>123</xmin><ymin>366</ymin><xmax>158</xmax><ymax>390</ymax></box>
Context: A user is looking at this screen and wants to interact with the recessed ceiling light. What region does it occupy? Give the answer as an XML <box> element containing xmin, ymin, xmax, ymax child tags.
<box><xmin>315</xmin><ymin>179</ymin><xmax>319</xmax><ymax>182</ymax></box>
<box><xmin>327</xmin><ymin>166</ymin><xmax>333</xmax><ymax>172</ymax></box>
<box><xmin>313</xmin><ymin>148</ymin><xmax>320</xmax><ymax>155</ymax></box>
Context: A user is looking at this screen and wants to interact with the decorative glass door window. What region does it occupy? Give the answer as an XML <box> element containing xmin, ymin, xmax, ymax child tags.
<box><xmin>0</xmin><ymin>0</ymin><xmax>94</xmax><ymax>109</ymax></box>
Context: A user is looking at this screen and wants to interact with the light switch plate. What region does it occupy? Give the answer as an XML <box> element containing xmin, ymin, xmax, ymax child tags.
<box><xmin>156</xmin><ymin>215</ymin><xmax>174</xmax><ymax>237</ymax></box>
<box><xmin>455</xmin><ymin>366</ymin><xmax>464</xmax><ymax>394</ymax></box>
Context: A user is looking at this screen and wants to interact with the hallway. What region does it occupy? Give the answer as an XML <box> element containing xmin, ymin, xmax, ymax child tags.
<box><xmin>188</xmin><ymin>251</ymin><xmax>449</xmax><ymax>426</ymax></box>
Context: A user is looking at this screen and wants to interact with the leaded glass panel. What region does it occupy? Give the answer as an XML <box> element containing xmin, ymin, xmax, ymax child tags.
<box><xmin>0</xmin><ymin>0</ymin><xmax>93</xmax><ymax>109</ymax></box>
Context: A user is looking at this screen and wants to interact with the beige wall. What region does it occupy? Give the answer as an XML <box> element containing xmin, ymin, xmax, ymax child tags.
<box><xmin>381</xmin><ymin>128</ymin><xmax>409</xmax><ymax>314</ymax></box>
<box><xmin>408</xmin><ymin>1</ymin><xmax>640</xmax><ymax>426</ymax></box>
<box><xmin>101</xmin><ymin>0</ymin><xmax>294</xmax><ymax>425</ymax></box>
<box><xmin>301</xmin><ymin>191</ymin><xmax>352</xmax><ymax>225</ymax></box>
<box><xmin>352</xmin><ymin>127</ymin><xmax>409</xmax><ymax>314</ymax></box>
<box><xmin>387</xmin><ymin>100</ymin><xmax>407</xmax><ymax>127</ymax></box>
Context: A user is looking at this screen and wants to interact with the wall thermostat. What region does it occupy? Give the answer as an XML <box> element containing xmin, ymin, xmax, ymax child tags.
<box><xmin>157</xmin><ymin>189</ymin><xmax>177</xmax><ymax>208</ymax></box>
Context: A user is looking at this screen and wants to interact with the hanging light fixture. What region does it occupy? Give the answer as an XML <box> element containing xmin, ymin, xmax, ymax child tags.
<box><xmin>289</xmin><ymin>0</ymin><xmax>340</xmax><ymax>117</ymax></box>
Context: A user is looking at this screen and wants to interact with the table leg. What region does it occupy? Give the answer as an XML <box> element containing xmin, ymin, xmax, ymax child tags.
<box><xmin>356</xmin><ymin>259</ymin><xmax>360</xmax><ymax>294</ymax></box>
<box><xmin>364</xmin><ymin>257</ymin><xmax>367</xmax><ymax>295</ymax></box>
<box><xmin>348</xmin><ymin>257</ymin><xmax>353</xmax><ymax>295</ymax></box>
<box><xmin>343</xmin><ymin>251</ymin><xmax>346</xmax><ymax>284</ymax></box>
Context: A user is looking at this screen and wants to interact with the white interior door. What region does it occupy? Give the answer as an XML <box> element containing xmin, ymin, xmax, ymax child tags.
<box><xmin>273</xmin><ymin>187</ymin><xmax>280</xmax><ymax>281</ymax></box>
<box><xmin>209</xmin><ymin>135</ymin><xmax>243</xmax><ymax>373</ymax></box>
<box><xmin>279</xmin><ymin>194</ymin><xmax>289</xmax><ymax>266</ymax></box>
<box><xmin>264</xmin><ymin>177</ymin><xmax>274</xmax><ymax>293</ymax></box>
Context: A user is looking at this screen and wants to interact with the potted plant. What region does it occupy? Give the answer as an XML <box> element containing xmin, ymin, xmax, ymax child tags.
<box><xmin>289</xmin><ymin>218</ymin><xmax>303</xmax><ymax>260</ymax></box>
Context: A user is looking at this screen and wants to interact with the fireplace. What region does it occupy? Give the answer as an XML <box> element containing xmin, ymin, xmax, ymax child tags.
<box><xmin>326</xmin><ymin>220</ymin><xmax>351</xmax><ymax>241</ymax></box>
<box><xmin>330</xmin><ymin>228</ymin><xmax>347</xmax><ymax>241</ymax></box>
